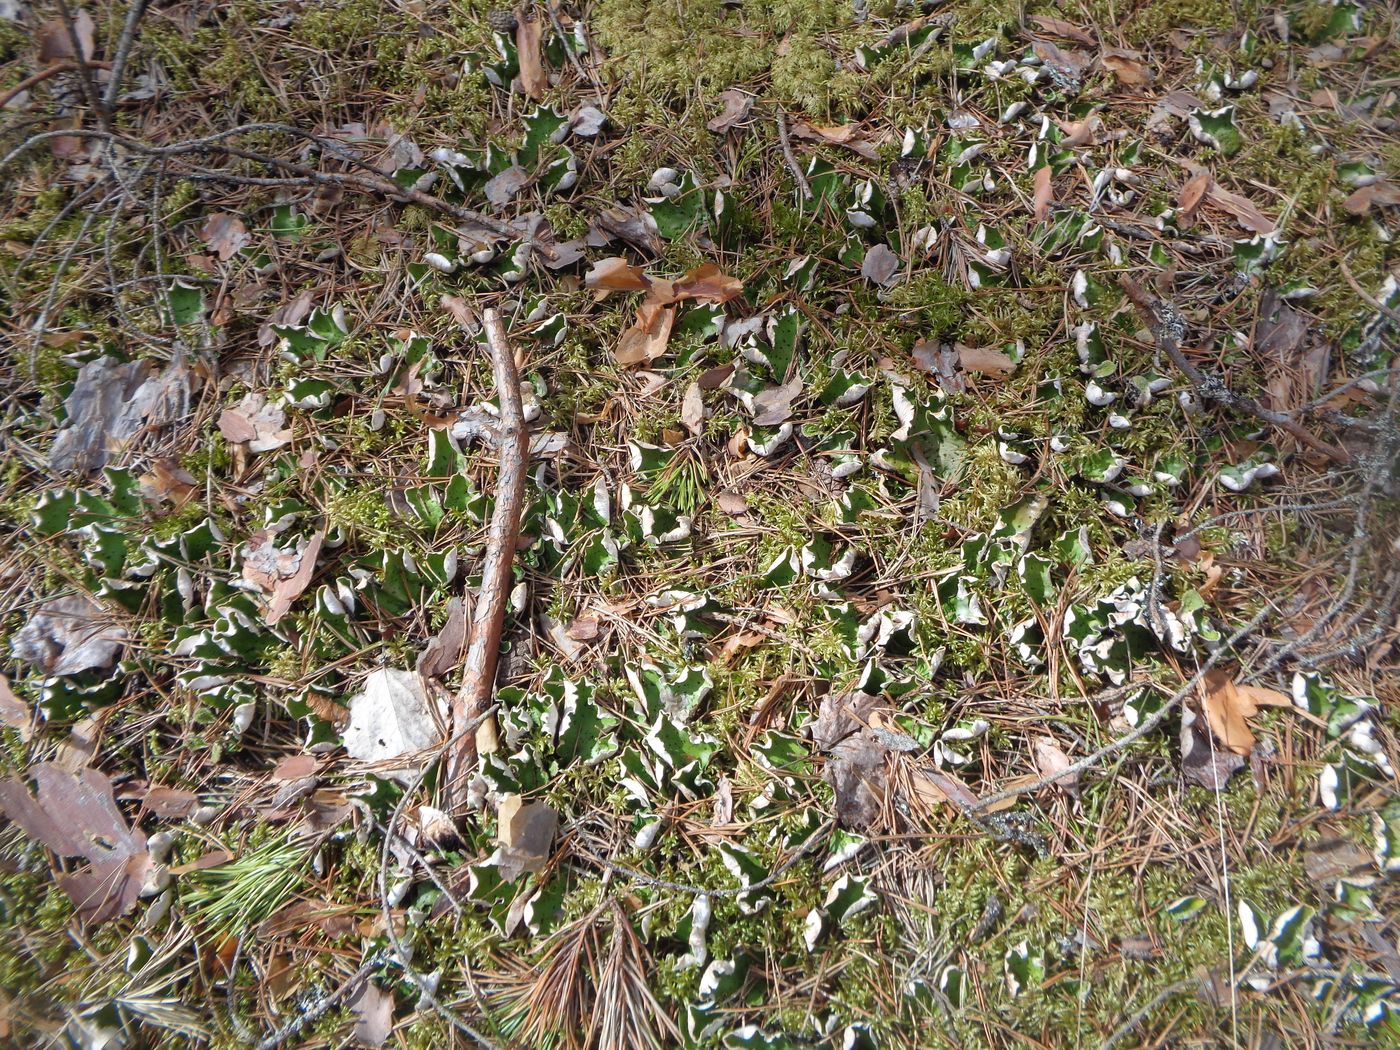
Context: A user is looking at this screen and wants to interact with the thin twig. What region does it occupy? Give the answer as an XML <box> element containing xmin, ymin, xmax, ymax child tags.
<box><xmin>444</xmin><ymin>306</ymin><xmax>529</xmax><ymax>813</ymax></box>
<box><xmin>1100</xmin><ymin>979</ymin><xmax>1197</xmax><ymax>1049</ymax></box>
<box><xmin>773</xmin><ymin>107</ymin><xmax>812</xmax><ymax>202</ymax></box>
<box><xmin>252</xmin><ymin>952</ymin><xmax>388</xmax><ymax>1050</ymax></box>
<box><xmin>101</xmin><ymin>0</ymin><xmax>150</xmax><ymax>114</ymax></box>
<box><xmin>969</xmin><ymin>602</ymin><xmax>1274</xmax><ymax>813</ymax></box>
<box><xmin>1119</xmin><ymin>276</ymin><xmax>1352</xmax><ymax>463</ymax></box>
<box><xmin>0</xmin><ymin>126</ymin><xmax>516</xmax><ymax>240</ymax></box>
<box><xmin>51</xmin><ymin>0</ymin><xmax>103</xmax><ymax>126</ymax></box>
<box><xmin>0</xmin><ymin>60</ymin><xmax>111</xmax><ymax>111</ymax></box>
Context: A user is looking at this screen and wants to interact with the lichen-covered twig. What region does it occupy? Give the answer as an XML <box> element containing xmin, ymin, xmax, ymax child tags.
<box><xmin>773</xmin><ymin>108</ymin><xmax>812</xmax><ymax>202</ymax></box>
<box><xmin>444</xmin><ymin>307</ymin><xmax>528</xmax><ymax>814</ymax></box>
<box><xmin>1119</xmin><ymin>276</ymin><xmax>1351</xmax><ymax>464</ymax></box>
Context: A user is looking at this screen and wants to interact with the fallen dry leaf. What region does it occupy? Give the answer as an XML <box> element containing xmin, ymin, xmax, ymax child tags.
<box><xmin>751</xmin><ymin>376</ymin><xmax>803</xmax><ymax>426</ymax></box>
<box><xmin>272</xmin><ymin>754</ymin><xmax>319</xmax><ymax>781</ymax></box>
<box><xmin>589</xmin><ymin>204</ymin><xmax>664</xmax><ymax>256</ymax></box>
<box><xmin>716</xmin><ymin>490</ymin><xmax>749</xmax><ymax>517</ymax></box>
<box><xmin>1207</xmin><ymin>183</ymin><xmax>1276</xmax><ymax>234</ymax></box>
<box><xmin>1033</xmin><ymin>38</ymin><xmax>1088</xmax><ymax>76</ymax></box>
<box><xmin>495</xmin><ymin>794</ymin><xmax>558</xmax><ymax>880</ymax></box>
<box><xmin>670</xmin><ymin>262</ymin><xmax>744</xmax><ymax>305</ymax></box>
<box><xmin>218</xmin><ymin>392</ymin><xmax>291</xmax><ymax>452</ymax></box>
<box><xmin>200</xmin><ymin>212</ymin><xmax>249</xmax><ymax>261</ymax></box>
<box><xmin>1198</xmin><ymin>669</ymin><xmax>1289</xmax><ymax>756</ymax></box>
<box><xmin>0</xmin><ymin>764</ymin><xmax>150</xmax><ymax>925</ymax></box>
<box><xmin>708</xmin><ymin>87</ymin><xmax>754</xmax><ymax>133</ymax></box>
<box><xmin>0</xmin><ymin>676</ymin><xmax>29</xmax><ymax>737</ymax></box>
<box><xmin>484</xmin><ymin>164</ymin><xmax>531</xmax><ymax>209</ymax></box>
<box><xmin>788</xmin><ymin>120</ymin><xmax>879</xmax><ymax>159</ymax></box>
<box><xmin>861</xmin><ymin>243</ymin><xmax>900</xmax><ymax>286</ymax></box>
<box><xmin>50</xmin><ymin>357</ymin><xmax>192</xmax><ymax>473</ymax></box>
<box><xmin>514</xmin><ymin>5</ymin><xmax>547</xmax><ymax>100</ymax></box>
<box><xmin>681</xmin><ymin>382</ymin><xmax>705</xmax><ymax>436</ymax></box>
<box><xmin>1032</xmin><ymin>164</ymin><xmax>1053</xmax><ymax>224</ymax></box>
<box><xmin>697</xmin><ymin>362</ymin><xmax>736</xmax><ymax>391</ymax></box>
<box><xmin>585</xmin><ymin>256</ymin><xmax>650</xmax><ymax>295</ymax></box>
<box><xmin>37</xmin><ymin>10</ymin><xmax>95</xmax><ymax>63</ymax></box>
<box><xmin>242</xmin><ymin>530</ymin><xmax>323</xmax><ymax>625</ymax></box>
<box><xmin>139</xmin><ymin>457</ymin><xmax>198</xmax><ymax>508</ymax></box>
<box><xmin>1178</xmin><ymin>171</ymin><xmax>1211</xmax><ymax>220</ymax></box>
<box><xmin>905</xmin><ymin>765</ymin><xmax>981</xmax><ymax>810</ymax></box>
<box><xmin>1180</xmin><ymin>704</ymin><xmax>1244</xmax><ymax>791</ymax></box>
<box><xmin>718</xmin><ymin>630</ymin><xmax>765</xmax><ymax>665</ymax></box>
<box><xmin>1056</xmin><ymin>114</ymin><xmax>1104</xmax><ymax>148</ymax></box>
<box><xmin>1031</xmin><ymin>16</ymin><xmax>1097</xmax><ymax>45</ymax></box>
<box><xmin>141</xmin><ymin>785</ymin><xmax>198</xmax><ymax>818</ymax></box>
<box><xmin>1342</xmin><ymin>181</ymin><xmax>1400</xmax><ymax>216</ymax></box>
<box><xmin>342</xmin><ymin>669</ymin><xmax>445</xmax><ymax>769</ymax></box>
<box><xmin>1033</xmin><ymin>738</ymin><xmax>1080</xmax><ymax>797</ymax></box>
<box><xmin>616</xmin><ymin>302</ymin><xmax>675</xmax><ymax>366</ymax></box>
<box><xmin>565</xmin><ymin>616</ymin><xmax>600</xmax><ymax>641</ymax></box>
<box><xmin>11</xmin><ymin>595</ymin><xmax>127</xmax><ymax>676</ymax></box>
<box><xmin>958</xmin><ymin>346</ymin><xmax>1017</xmax><ymax>375</ymax></box>
<box><xmin>1100</xmin><ymin>47</ymin><xmax>1153</xmax><ymax>86</ymax></box>
<box><xmin>417</xmin><ymin>596</ymin><xmax>469</xmax><ymax>679</ymax></box>
<box><xmin>349</xmin><ymin>981</ymin><xmax>395</xmax><ymax>1048</ymax></box>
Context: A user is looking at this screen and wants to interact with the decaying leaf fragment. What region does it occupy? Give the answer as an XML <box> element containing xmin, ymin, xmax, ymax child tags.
<box><xmin>494</xmin><ymin>793</ymin><xmax>558</xmax><ymax>880</ymax></box>
<box><xmin>349</xmin><ymin>982</ymin><xmax>395</xmax><ymax>1048</ymax></box>
<box><xmin>514</xmin><ymin>4</ymin><xmax>547</xmax><ymax>100</ymax></box>
<box><xmin>241</xmin><ymin>530</ymin><xmax>324</xmax><ymax>625</ymax></box>
<box><xmin>1180</xmin><ymin>704</ymin><xmax>1244</xmax><ymax>792</ymax></box>
<box><xmin>1342</xmin><ymin>180</ymin><xmax>1400</xmax><ymax>216</ymax></box>
<box><xmin>707</xmin><ymin>87</ymin><xmax>754</xmax><ymax>133</ymax></box>
<box><xmin>218</xmin><ymin>391</ymin><xmax>292</xmax><ymax>452</ymax></box>
<box><xmin>616</xmin><ymin>302</ymin><xmax>675</xmax><ymax>366</ymax></box>
<box><xmin>1100</xmin><ymin>48</ymin><xmax>1153</xmax><ymax>86</ymax></box>
<box><xmin>0</xmin><ymin>764</ymin><xmax>151</xmax><ymax>925</ymax></box>
<box><xmin>200</xmin><ymin>212</ymin><xmax>250</xmax><ymax>260</ymax></box>
<box><xmin>343</xmin><ymin>669</ymin><xmax>446</xmax><ymax>770</ymax></box>
<box><xmin>1031</xmin><ymin>164</ymin><xmax>1053</xmax><ymax>224</ymax></box>
<box><xmin>11</xmin><ymin>595</ymin><xmax>127</xmax><ymax>676</ymax></box>
<box><xmin>417</xmin><ymin>597</ymin><xmax>469</xmax><ymax>679</ymax></box>
<box><xmin>1199</xmin><ymin>669</ymin><xmax>1291</xmax><ymax>756</ymax></box>
<box><xmin>1032</xmin><ymin>738</ymin><xmax>1080</xmax><ymax>797</ymax></box>
<box><xmin>599</xmin><ymin>259</ymin><xmax>743</xmax><ymax>366</ymax></box>
<box><xmin>50</xmin><ymin>357</ymin><xmax>192</xmax><ymax>473</ymax></box>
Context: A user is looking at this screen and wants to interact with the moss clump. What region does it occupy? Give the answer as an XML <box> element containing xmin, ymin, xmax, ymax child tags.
<box><xmin>592</xmin><ymin>0</ymin><xmax>772</xmax><ymax>98</ymax></box>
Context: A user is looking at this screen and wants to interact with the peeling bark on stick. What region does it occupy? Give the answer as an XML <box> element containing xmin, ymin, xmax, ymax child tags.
<box><xmin>444</xmin><ymin>307</ymin><xmax>528</xmax><ymax>814</ymax></box>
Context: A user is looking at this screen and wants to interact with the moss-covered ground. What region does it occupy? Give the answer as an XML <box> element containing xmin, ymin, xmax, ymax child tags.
<box><xmin>1</xmin><ymin>0</ymin><xmax>1398</xmax><ymax>1047</ymax></box>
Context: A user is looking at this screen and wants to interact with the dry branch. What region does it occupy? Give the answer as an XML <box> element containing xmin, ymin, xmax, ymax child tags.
<box><xmin>1119</xmin><ymin>275</ymin><xmax>1352</xmax><ymax>463</ymax></box>
<box><xmin>444</xmin><ymin>307</ymin><xmax>528</xmax><ymax>814</ymax></box>
<box><xmin>0</xmin><ymin>61</ymin><xmax>112</xmax><ymax>112</ymax></box>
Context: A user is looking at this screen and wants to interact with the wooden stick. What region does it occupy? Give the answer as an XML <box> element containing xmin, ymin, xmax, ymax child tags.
<box><xmin>444</xmin><ymin>307</ymin><xmax>528</xmax><ymax>813</ymax></box>
<box><xmin>0</xmin><ymin>61</ymin><xmax>112</xmax><ymax>112</ymax></box>
<box><xmin>1119</xmin><ymin>276</ymin><xmax>1351</xmax><ymax>464</ymax></box>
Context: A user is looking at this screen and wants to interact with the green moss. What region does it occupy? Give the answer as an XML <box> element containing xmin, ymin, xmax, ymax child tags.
<box><xmin>592</xmin><ymin>0</ymin><xmax>772</xmax><ymax>99</ymax></box>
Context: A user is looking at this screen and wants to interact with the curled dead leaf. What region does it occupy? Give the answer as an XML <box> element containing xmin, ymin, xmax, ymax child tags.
<box><xmin>201</xmin><ymin>212</ymin><xmax>250</xmax><ymax>261</ymax></box>
<box><xmin>1032</xmin><ymin>164</ymin><xmax>1053</xmax><ymax>224</ymax></box>
<box><xmin>1342</xmin><ymin>181</ymin><xmax>1400</xmax><ymax>216</ymax></box>
<box><xmin>1100</xmin><ymin>48</ymin><xmax>1153</xmax><ymax>86</ymax></box>
<box><xmin>708</xmin><ymin>87</ymin><xmax>754</xmax><ymax>133</ymax></box>
<box><xmin>514</xmin><ymin>5</ymin><xmax>547</xmax><ymax>100</ymax></box>
<box><xmin>1206</xmin><ymin>183</ymin><xmax>1276</xmax><ymax>234</ymax></box>
<box><xmin>616</xmin><ymin>303</ymin><xmax>675</xmax><ymax>366</ymax></box>
<box><xmin>585</xmin><ymin>256</ymin><xmax>651</xmax><ymax>295</ymax></box>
